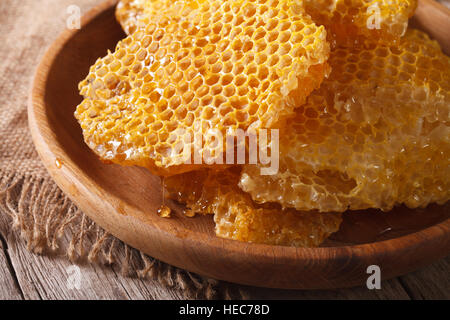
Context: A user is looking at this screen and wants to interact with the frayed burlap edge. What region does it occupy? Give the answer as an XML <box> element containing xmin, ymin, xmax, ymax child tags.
<box><xmin>0</xmin><ymin>169</ymin><xmax>246</xmax><ymax>300</ymax></box>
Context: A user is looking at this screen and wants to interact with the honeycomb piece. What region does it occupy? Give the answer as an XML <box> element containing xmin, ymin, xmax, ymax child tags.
<box><xmin>76</xmin><ymin>0</ymin><xmax>330</xmax><ymax>176</ymax></box>
<box><xmin>240</xmin><ymin>29</ymin><xmax>450</xmax><ymax>212</ymax></box>
<box><xmin>117</xmin><ymin>0</ymin><xmax>417</xmax><ymax>47</ymax></box>
<box><xmin>302</xmin><ymin>0</ymin><xmax>417</xmax><ymax>47</ymax></box>
<box><xmin>116</xmin><ymin>0</ymin><xmax>147</xmax><ymax>35</ymax></box>
<box><xmin>164</xmin><ymin>168</ymin><xmax>342</xmax><ymax>247</ymax></box>
<box><xmin>116</xmin><ymin>0</ymin><xmax>182</xmax><ymax>35</ymax></box>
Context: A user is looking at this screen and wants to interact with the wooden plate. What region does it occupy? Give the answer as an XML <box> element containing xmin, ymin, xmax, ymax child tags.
<box><xmin>28</xmin><ymin>0</ymin><xmax>450</xmax><ymax>289</ymax></box>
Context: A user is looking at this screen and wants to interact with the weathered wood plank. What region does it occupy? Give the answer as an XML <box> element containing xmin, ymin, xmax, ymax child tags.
<box><xmin>0</xmin><ymin>236</ymin><xmax>23</xmax><ymax>300</ymax></box>
<box><xmin>1</xmin><ymin>227</ymin><xmax>190</xmax><ymax>300</ymax></box>
<box><xmin>398</xmin><ymin>255</ymin><xmax>450</xmax><ymax>300</ymax></box>
<box><xmin>239</xmin><ymin>278</ymin><xmax>411</xmax><ymax>300</ymax></box>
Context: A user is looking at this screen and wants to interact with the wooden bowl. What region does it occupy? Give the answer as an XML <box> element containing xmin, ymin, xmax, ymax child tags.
<box><xmin>28</xmin><ymin>0</ymin><xmax>450</xmax><ymax>289</ymax></box>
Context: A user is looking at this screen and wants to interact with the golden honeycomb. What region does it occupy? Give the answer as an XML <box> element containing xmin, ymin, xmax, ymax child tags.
<box><xmin>117</xmin><ymin>0</ymin><xmax>183</xmax><ymax>35</ymax></box>
<box><xmin>302</xmin><ymin>0</ymin><xmax>418</xmax><ymax>47</ymax></box>
<box><xmin>117</xmin><ymin>0</ymin><xmax>417</xmax><ymax>47</ymax></box>
<box><xmin>164</xmin><ymin>168</ymin><xmax>342</xmax><ymax>247</ymax></box>
<box><xmin>116</xmin><ymin>0</ymin><xmax>147</xmax><ymax>35</ymax></box>
<box><xmin>76</xmin><ymin>0</ymin><xmax>330</xmax><ymax>176</ymax></box>
<box><xmin>240</xmin><ymin>29</ymin><xmax>450</xmax><ymax>213</ymax></box>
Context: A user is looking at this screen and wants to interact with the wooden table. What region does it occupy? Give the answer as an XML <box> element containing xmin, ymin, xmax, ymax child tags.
<box><xmin>0</xmin><ymin>0</ymin><xmax>449</xmax><ymax>300</ymax></box>
<box><xmin>1</xmin><ymin>209</ymin><xmax>449</xmax><ymax>299</ymax></box>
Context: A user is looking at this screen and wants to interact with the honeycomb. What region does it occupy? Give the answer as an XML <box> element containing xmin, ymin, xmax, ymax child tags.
<box><xmin>302</xmin><ymin>0</ymin><xmax>418</xmax><ymax>47</ymax></box>
<box><xmin>116</xmin><ymin>0</ymin><xmax>147</xmax><ymax>35</ymax></box>
<box><xmin>76</xmin><ymin>0</ymin><xmax>330</xmax><ymax>176</ymax></box>
<box><xmin>164</xmin><ymin>168</ymin><xmax>342</xmax><ymax>247</ymax></box>
<box><xmin>117</xmin><ymin>0</ymin><xmax>183</xmax><ymax>35</ymax></box>
<box><xmin>240</xmin><ymin>29</ymin><xmax>450</xmax><ymax>213</ymax></box>
<box><xmin>117</xmin><ymin>0</ymin><xmax>417</xmax><ymax>47</ymax></box>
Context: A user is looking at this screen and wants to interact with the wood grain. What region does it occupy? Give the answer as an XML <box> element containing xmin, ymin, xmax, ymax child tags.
<box><xmin>0</xmin><ymin>236</ymin><xmax>23</xmax><ymax>300</ymax></box>
<box><xmin>2</xmin><ymin>208</ymin><xmax>449</xmax><ymax>299</ymax></box>
<box><xmin>0</xmin><ymin>212</ymin><xmax>190</xmax><ymax>300</ymax></box>
<box><xmin>411</xmin><ymin>0</ymin><xmax>450</xmax><ymax>55</ymax></box>
<box><xmin>397</xmin><ymin>256</ymin><xmax>450</xmax><ymax>299</ymax></box>
<box><xmin>27</xmin><ymin>0</ymin><xmax>450</xmax><ymax>290</ymax></box>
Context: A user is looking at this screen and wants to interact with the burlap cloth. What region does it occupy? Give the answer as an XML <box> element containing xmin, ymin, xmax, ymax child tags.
<box><xmin>0</xmin><ymin>0</ymin><xmax>244</xmax><ymax>300</ymax></box>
